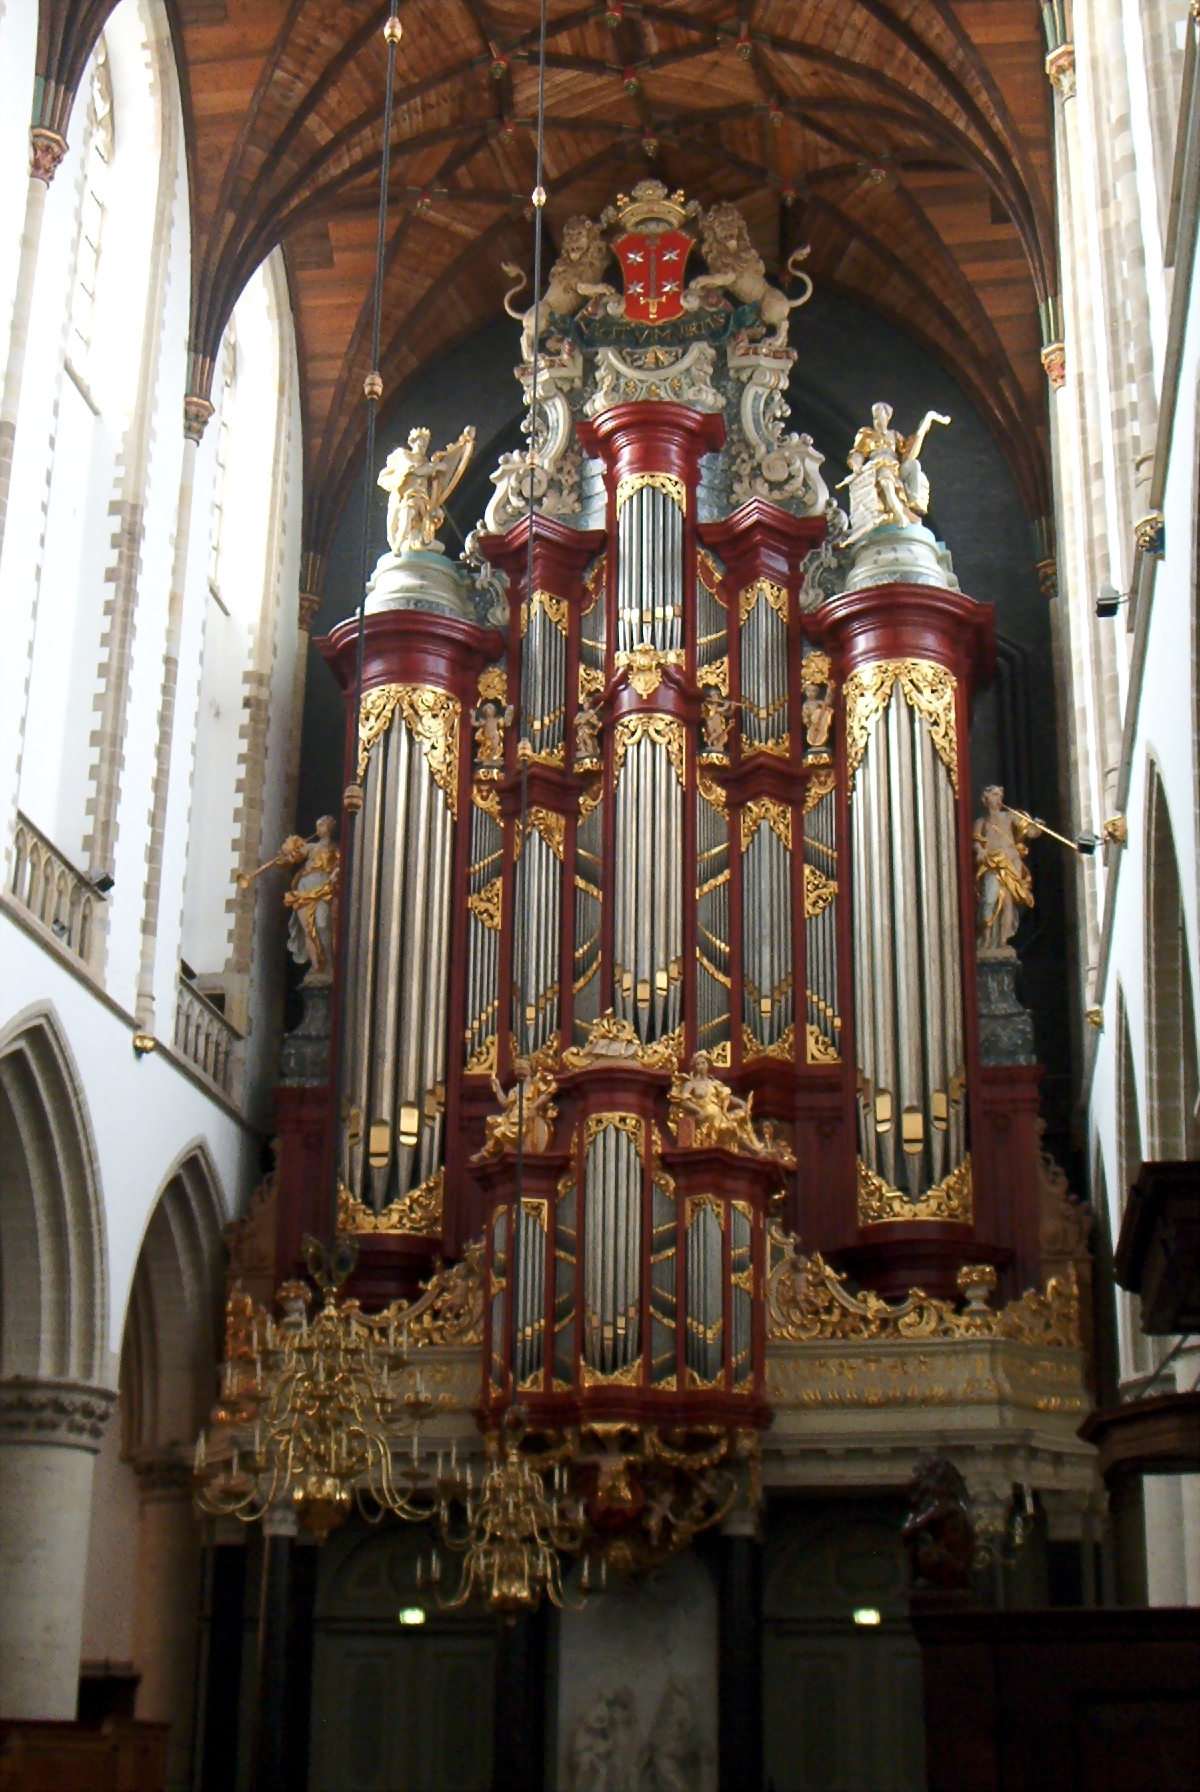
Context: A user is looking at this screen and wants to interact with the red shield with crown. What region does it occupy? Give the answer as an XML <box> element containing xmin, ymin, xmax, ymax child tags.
<box><xmin>613</xmin><ymin>230</ymin><xmax>694</xmax><ymax>324</ymax></box>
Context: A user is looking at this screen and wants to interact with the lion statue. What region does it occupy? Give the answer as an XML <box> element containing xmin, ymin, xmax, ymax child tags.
<box><xmin>503</xmin><ymin>216</ymin><xmax>616</xmax><ymax>362</ymax></box>
<box><xmin>689</xmin><ymin>203</ymin><xmax>813</xmax><ymax>345</ymax></box>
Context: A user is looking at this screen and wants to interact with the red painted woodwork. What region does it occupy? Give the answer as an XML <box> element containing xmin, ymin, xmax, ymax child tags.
<box><xmin>576</xmin><ymin>400</ymin><xmax>726</xmax><ymax>491</ymax></box>
<box><xmin>813</xmin><ymin>581</ymin><xmax>996</xmax><ymax>691</ymax></box>
<box><xmin>318</xmin><ymin>606</ymin><xmax>504</xmax><ymax>705</ymax></box>
<box><xmin>975</xmin><ymin>1064</ymin><xmax>1046</xmax><ymax>1296</ymax></box>
<box><xmin>477</xmin><ymin>512</ymin><xmax>605</xmax><ymax>597</ymax></box>
<box><xmin>272</xmin><ymin>1085</ymin><xmax>335</xmax><ymax>1286</ymax></box>
<box><xmin>698</xmin><ymin>500</ymin><xmax>826</xmax><ymax>593</ymax></box>
<box><xmin>837</xmin><ymin>1227</ymin><xmax>1012</xmax><ymax>1302</ymax></box>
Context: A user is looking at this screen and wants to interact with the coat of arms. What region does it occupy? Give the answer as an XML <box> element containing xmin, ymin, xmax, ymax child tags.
<box><xmin>603</xmin><ymin>182</ymin><xmax>699</xmax><ymax>326</ymax></box>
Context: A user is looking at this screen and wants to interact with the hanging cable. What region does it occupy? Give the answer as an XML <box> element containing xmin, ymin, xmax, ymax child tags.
<box><xmin>328</xmin><ymin>0</ymin><xmax>403</xmax><ymax>1240</ymax></box>
<box><xmin>514</xmin><ymin>0</ymin><xmax>551</xmax><ymax>1252</ymax></box>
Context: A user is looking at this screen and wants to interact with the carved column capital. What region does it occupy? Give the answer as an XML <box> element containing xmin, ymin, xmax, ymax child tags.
<box><xmin>298</xmin><ymin>591</ymin><xmax>321</xmax><ymax>634</ymax></box>
<box><xmin>1040</xmin><ymin>341</ymin><xmax>1066</xmax><ymax>388</ymax></box>
<box><xmin>0</xmin><ymin>1377</ymin><xmax>117</xmax><ymax>1451</ymax></box>
<box><xmin>1045</xmin><ymin>43</ymin><xmax>1076</xmax><ymax>99</ymax></box>
<box><xmin>29</xmin><ymin>128</ymin><xmax>68</xmax><ymax>184</ymax></box>
<box><xmin>183</xmin><ymin>394</ymin><xmax>215</xmax><ymax>443</ymax></box>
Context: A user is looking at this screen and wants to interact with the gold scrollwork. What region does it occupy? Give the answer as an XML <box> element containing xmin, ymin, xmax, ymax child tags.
<box><xmin>697</xmin><ymin>549</ymin><xmax>725</xmax><ymax>604</ymax></box>
<box><xmin>358</xmin><ymin>684</ymin><xmax>461</xmax><ymax>814</ymax></box>
<box><xmin>697</xmin><ymin>770</ymin><xmax>727</xmax><ymax>814</ymax></box>
<box><xmin>467</xmin><ymin>876</ymin><xmax>503</xmax><ymax>930</ymax></box>
<box><xmin>613</xmin><ymin>714</ymin><xmax>687</xmax><ymax>787</ymax></box>
<box><xmin>615</xmin><ymin>472</ymin><xmax>686</xmax><ymax>515</ymax></box>
<box><xmin>338</xmin><ymin>1168</ymin><xmax>444</xmax><ymax>1237</ymax></box>
<box><xmin>739</xmin><ymin>578</ymin><xmax>788</xmax><ymax>624</ymax></box>
<box><xmin>744</xmin><ymin>735</ymin><xmax>791</xmax><ymax>758</ymax></box>
<box><xmin>766</xmin><ymin>1218</ymin><xmax>1079</xmax><ymax>1348</ymax></box>
<box><xmin>579</xmin><ymin>778</ymin><xmax>603</xmax><ymax>822</ymax></box>
<box><xmin>478</xmin><ymin>665</ymin><xmax>507</xmax><ymax>703</ymax></box>
<box><xmin>465</xmin><ymin>1034</ymin><xmax>498</xmax><ymax>1075</ymax></box>
<box><xmin>522</xmin><ymin>589</ymin><xmax>569</xmax><ymax>635</ymax></box>
<box><xmin>804</xmin><ymin>864</ymin><xmax>837</xmax><ymax>917</ymax></box>
<box><xmin>742</xmin><ymin>797</ymin><xmax>792</xmax><ymax>852</ymax></box>
<box><xmin>473</xmin><ymin>780</ymin><xmax>501</xmax><ymax>820</ymax></box>
<box><xmin>583</xmin><ymin>555</ymin><xmax>606</xmax><ymax>612</ymax></box>
<box><xmin>579</xmin><ymin>664</ymin><xmax>605</xmax><ymax>700</ymax></box>
<box><xmin>614</xmin><ymin>644</ymin><xmax>686</xmax><ymax>697</ymax></box>
<box><xmin>805</xmin><ymin>1023</ymin><xmax>840</xmax><ymax>1064</ymax></box>
<box><xmin>804</xmin><ymin>764</ymin><xmax>837</xmax><ymax>812</ymax></box>
<box><xmin>698</xmin><ymin>655</ymin><xmax>729</xmax><ymax>696</ymax></box>
<box><xmin>525</xmin><ymin>806</ymin><xmax>566</xmax><ymax>859</ymax></box>
<box><xmin>857</xmin><ymin>1153</ymin><xmax>973</xmax><ymax>1225</ymax></box>
<box><xmin>743</xmin><ymin>1023</ymin><xmax>795</xmax><ymax>1063</ymax></box>
<box><xmin>390</xmin><ymin>1235</ymin><xmax>486</xmax><ymax>1347</ymax></box>
<box><xmin>584</xmin><ymin>1111</ymin><xmax>645</xmax><ymax>1153</ymax></box>
<box><xmin>843</xmin><ymin>659</ymin><xmax>958</xmax><ymax>795</ymax></box>
<box><xmin>800</xmin><ymin>649</ymin><xmax>831</xmax><ymax>685</ymax></box>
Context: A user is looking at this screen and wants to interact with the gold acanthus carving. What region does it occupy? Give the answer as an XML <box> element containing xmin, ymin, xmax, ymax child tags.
<box><xmin>358</xmin><ymin>684</ymin><xmax>461</xmax><ymax>814</ymax></box>
<box><xmin>843</xmin><ymin>659</ymin><xmax>958</xmax><ymax>795</ymax></box>
<box><xmin>742</xmin><ymin>1023</ymin><xmax>795</xmax><ymax>1064</ymax></box>
<box><xmin>472</xmin><ymin>780</ymin><xmax>502</xmax><ymax>821</ymax></box>
<box><xmin>804</xmin><ymin>864</ymin><xmax>837</xmax><ymax>917</ymax></box>
<box><xmin>563</xmin><ymin>1012</ymin><xmax>682</xmax><ymax>1071</ymax></box>
<box><xmin>518</xmin><ymin>806</ymin><xmax>566</xmax><ymax>860</ymax></box>
<box><xmin>742</xmin><ymin>797</ymin><xmax>791</xmax><ymax>852</ymax></box>
<box><xmin>338</xmin><ymin>1168</ymin><xmax>444</xmax><ymax>1237</ymax></box>
<box><xmin>521</xmin><ymin>589</ymin><xmax>569</xmax><ymax>636</ymax></box>
<box><xmin>698</xmin><ymin>655</ymin><xmax>729</xmax><ymax>697</ymax></box>
<box><xmin>857</xmin><ymin>1154</ymin><xmax>974</xmax><ymax>1225</ymax></box>
<box><xmin>584</xmin><ymin>1111</ymin><xmax>645</xmax><ymax>1152</ymax></box>
<box><xmin>478</xmin><ymin>665</ymin><xmax>508</xmax><ymax>703</ymax></box>
<box><xmin>391</xmin><ymin>1236</ymin><xmax>486</xmax><ymax>1347</ymax></box>
<box><xmin>614</xmin><ymin>644</ymin><xmax>686</xmax><ymax>697</ymax></box>
<box><xmin>744</xmin><ymin>735</ymin><xmax>791</xmax><ymax>758</ymax></box>
<box><xmin>579</xmin><ymin>778</ymin><xmax>603</xmax><ymax>822</ymax></box>
<box><xmin>465</xmin><ymin>1034</ymin><xmax>498</xmax><ymax>1075</ymax></box>
<box><xmin>766</xmin><ymin>1220</ymin><xmax>1080</xmax><ymax>1348</ymax></box>
<box><xmin>615</xmin><ymin>471</ymin><xmax>686</xmax><ymax>514</ymax></box>
<box><xmin>804</xmin><ymin>763</ymin><xmax>837</xmax><ymax>812</ymax></box>
<box><xmin>578</xmin><ymin>665</ymin><xmax>605</xmax><ymax>700</ymax></box>
<box><xmin>467</xmin><ymin>877</ymin><xmax>503</xmax><ymax>931</ymax></box>
<box><xmin>697</xmin><ymin>549</ymin><xmax>725</xmax><ymax>602</ymax></box>
<box><xmin>583</xmin><ymin>555</ymin><xmax>606</xmax><ymax>612</ymax></box>
<box><xmin>806</xmin><ymin>1024</ymin><xmax>840</xmax><ymax>1065</ymax></box>
<box><xmin>613</xmin><ymin>714</ymin><xmax>687</xmax><ymax>787</ymax></box>
<box><xmin>739</xmin><ymin>578</ymin><xmax>788</xmax><ymax>624</ymax></box>
<box><xmin>698</xmin><ymin>770</ymin><xmax>727</xmax><ymax>814</ymax></box>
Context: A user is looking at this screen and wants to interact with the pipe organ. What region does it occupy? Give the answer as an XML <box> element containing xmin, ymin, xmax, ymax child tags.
<box><xmin>316</xmin><ymin>180</ymin><xmax>1050</xmax><ymax>1519</ymax></box>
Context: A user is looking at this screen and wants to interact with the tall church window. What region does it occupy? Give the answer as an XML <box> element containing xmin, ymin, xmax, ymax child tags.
<box><xmin>68</xmin><ymin>42</ymin><xmax>113</xmax><ymax>378</ymax></box>
<box><xmin>207</xmin><ymin>330</ymin><xmax>237</xmax><ymax>606</ymax></box>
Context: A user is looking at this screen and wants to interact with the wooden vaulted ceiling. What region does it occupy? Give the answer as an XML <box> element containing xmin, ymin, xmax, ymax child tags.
<box><xmin>46</xmin><ymin>1</ymin><xmax>1059</xmax><ymax>571</ymax></box>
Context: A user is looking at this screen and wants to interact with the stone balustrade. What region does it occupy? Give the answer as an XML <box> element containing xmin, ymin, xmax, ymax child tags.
<box><xmin>174</xmin><ymin>976</ymin><xmax>241</xmax><ymax>1098</ymax></box>
<box><xmin>9</xmin><ymin>813</ymin><xmax>106</xmax><ymax>968</ymax></box>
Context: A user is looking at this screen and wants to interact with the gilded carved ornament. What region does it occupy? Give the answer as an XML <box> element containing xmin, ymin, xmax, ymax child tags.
<box><xmin>613</xmin><ymin>714</ymin><xmax>687</xmax><ymax>787</ymax></box>
<box><xmin>358</xmin><ymin>684</ymin><xmax>461</xmax><ymax>814</ymax></box>
<box><xmin>563</xmin><ymin>1012</ymin><xmax>682</xmax><ymax>1071</ymax></box>
<box><xmin>803</xmin><ymin>763</ymin><xmax>837</xmax><ymax>812</ymax></box>
<box><xmin>741</xmin><ymin>797</ymin><xmax>792</xmax><ymax>853</ymax></box>
<box><xmin>803</xmin><ymin>864</ymin><xmax>837</xmax><ymax>918</ymax></box>
<box><xmin>765</xmin><ymin>1220</ymin><xmax>1080</xmax><ymax>1349</ymax></box>
<box><xmin>805</xmin><ymin>1023</ymin><xmax>840</xmax><ymax>1065</ymax></box>
<box><xmin>615</xmin><ymin>471</ymin><xmax>686</xmax><ymax>515</ymax></box>
<box><xmin>697</xmin><ymin>550</ymin><xmax>726</xmax><ymax>604</ymax></box>
<box><xmin>843</xmin><ymin>659</ymin><xmax>958</xmax><ymax>795</ymax></box>
<box><xmin>857</xmin><ymin>1153</ymin><xmax>973</xmax><ymax>1225</ymax></box>
<box><xmin>614</xmin><ymin>644</ymin><xmax>687</xmax><ymax>696</ymax></box>
<box><xmin>338</xmin><ymin>1168</ymin><xmax>444</xmax><ymax>1237</ymax></box>
<box><xmin>516</xmin><ymin>806</ymin><xmax>566</xmax><ymax>860</ymax></box>
<box><xmin>478</xmin><ymin>666</ymin><xmax>508</xmax><ymax>703</ymax></box>
<box><xmin>521</xmin><ymin>589</ymin><xmax>570</xmax><ymax>636</ymax></box>
<box><xmin>739</xmin><ymin>578</ymin><xmax>788</xmax><ymax>624</ymax></box>
<box><xmin>467</xmin><ymin>877</ymin><xmax>503</xmax><ymax>931</ymax></box>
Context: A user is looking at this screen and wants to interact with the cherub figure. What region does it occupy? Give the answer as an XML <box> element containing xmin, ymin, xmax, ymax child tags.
<box><xmin>668</xmin><ymin>1051</ymin><xmax>765</xmax><ymax>1155</ymax></box>
<box><xmin>573</xmin><ymin>687</ymin><xmax>603</xmax><ymax>764</ymax></box>
<box><xmin>237</xmin><ymin>816</ymin><xmax>339</xmax><ymax>979</ymax></box>
<box><xmin>701</xmin><ymin>691</ymin><xmax>736</xmax><ymax>756</ymax></box>
<box><xmin>902</xmin><ymin>1456</ymin><xmax>975</xmax><ymax>1592</ymax></box>
<box><xmin>377</xmin><ymin>425</ymin><xmax>475</xmax><ymax>555</ymax></box>
<box><xmin>471</xmin><ymin>698</ymin><xmax>513</xmax><ymax>767</ymax></box>
<box><xmin>474</xmin><ymin>1058</ymin><xmax>559</xmax><ymax>1159</ymax></box>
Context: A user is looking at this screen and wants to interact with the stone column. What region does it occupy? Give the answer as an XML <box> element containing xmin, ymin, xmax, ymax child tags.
<box><xmin>718</xmin><ymin>1506</ymin><xmax>764</xmax><ymax>1792</ymax></box>
<box><xmin>0</xmin><ymin>130</ymin><xmax>66</xmax><ymax>563</ymax></box>
<box><xmin>132</xmin><ymin>1453</ymin><xmax>203</xmax><ymax>1790</ymax></box>
<box><xmin>492</xmin><ymin>1606</ymin><xmax>546</xmax><ymax>1792</ymax></box>
<box><xmin>0</xmin><ymin>1377</ymin><xmax>115</xmax><ymax>1719</ymax></box>
<box><xmin>251</xmin><ymin>1504</ymin><xmax>295</xmax><ymax>1792</ymax></box>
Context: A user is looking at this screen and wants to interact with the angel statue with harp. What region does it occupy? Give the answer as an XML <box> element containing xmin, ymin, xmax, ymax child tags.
<box><xmin>237</xmin><ymin>816</ymin><xmax>339</xmax><ymax>980</ymax></box>
<box><xmin>838</xmin><ymin>402</ymin><xmax>951</xmax><ymax>544</ymax></box>
<box><xmin>377</xmin><ymin>425</ymin><xmax>475</xmax><ymax>555</ymax></box>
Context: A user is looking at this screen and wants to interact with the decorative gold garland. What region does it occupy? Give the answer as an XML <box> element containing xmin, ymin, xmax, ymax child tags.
<box><xmin>613</xmin><ymin>713</ymin><xmax>687</xmax><ymax>787</ymax></box>
<box><xmin>856</xmin><ymin>1153</ymin><xmax>974</xmax><ymax>1225</ymax></box>
<box><xmin>615</xmin><ymin>471</ymin><xmax>686</xmax><ymax>514</ymax></box>
<box><xmin>358</xmin><ymin>684</ymin><xmax>461</xmax><ymax>814</ymax></box>
<box><xmin>741</xmin><ymin>796</ymin><xmax>792</xmax><ymax>852</ymax></box>
<box><xmin>739</xmin><ymin>578</ymin><xmax>788</xmax><ymax>624</ymax></box>
<box><xmin>843</xmin><ymin>658</ymin><xmax>958</xmax><ymax>795</ymax></box>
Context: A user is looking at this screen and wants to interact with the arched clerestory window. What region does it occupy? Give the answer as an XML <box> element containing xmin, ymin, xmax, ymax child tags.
<box><xmin>67</xmin><ymin>40</ymin><xmax>113</xmax><ymax>382</ymax></box>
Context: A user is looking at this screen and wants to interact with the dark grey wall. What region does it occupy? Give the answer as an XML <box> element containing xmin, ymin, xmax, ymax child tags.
<box><xmin>297</xmin><ymin>291</ymin><xmax>1074</xmax><ymax>1149</ymax></box>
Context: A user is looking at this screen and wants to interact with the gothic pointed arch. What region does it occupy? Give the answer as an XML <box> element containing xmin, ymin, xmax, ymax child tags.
<box><xmin>1144</xmin><ymin>763</ymin><xmax>1200</xmax><ymax>1160</ymax></box>
<box><xmin>0</xmin><ymin>1004</ymin><xmax>107</xmax><ymax>1384</ymax></box>
<box><xmin>120</xmin><ymin>1140</ymin><xmax>226</xmax><ymax>1457</ymax></box>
